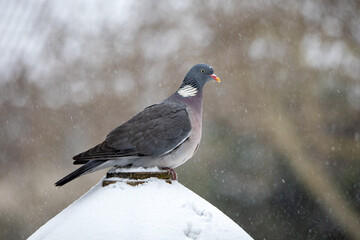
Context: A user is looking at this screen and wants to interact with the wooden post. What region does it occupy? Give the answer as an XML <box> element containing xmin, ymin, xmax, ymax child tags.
<box><xmin>102</xmin><ymin>168</ymin><xmax>173</xmax><ymax>187</ymax></box>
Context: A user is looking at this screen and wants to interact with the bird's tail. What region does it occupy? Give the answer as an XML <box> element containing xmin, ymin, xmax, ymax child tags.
<box><xmin>55</xmin><ymin>160</ymin><xmax>104</xmax><ymax>187</ymax></box>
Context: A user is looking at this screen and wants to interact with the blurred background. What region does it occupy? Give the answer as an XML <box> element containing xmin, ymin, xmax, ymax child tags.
<box><xmin>1</xmin><ymin>0</ymin><xmax>360</xmax><ymax>239</ymax></box>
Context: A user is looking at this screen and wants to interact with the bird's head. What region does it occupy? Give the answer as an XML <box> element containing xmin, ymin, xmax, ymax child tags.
<box><xmin>178</xmin><ymin>64</ymin><xmax>220</xmax><ymax>98</ymax></box>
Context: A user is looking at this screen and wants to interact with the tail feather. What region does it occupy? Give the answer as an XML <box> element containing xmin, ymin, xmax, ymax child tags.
<box><xmin>55</xmin><ymin>160</ymin><xmax>104</xmax><ymax>187</ymax></box>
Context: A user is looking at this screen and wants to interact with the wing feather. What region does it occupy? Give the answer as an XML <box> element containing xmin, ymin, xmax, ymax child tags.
<box><xmin>73</xmin><ymin>101</ymin><xmax>191</xmax><ymax>163</ymax></box>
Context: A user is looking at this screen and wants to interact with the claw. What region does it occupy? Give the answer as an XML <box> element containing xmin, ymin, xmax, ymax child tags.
<box><xmin>163</xmin><ymin>168</ymin><xmax>177</xmax><ymax>180</ymax></box>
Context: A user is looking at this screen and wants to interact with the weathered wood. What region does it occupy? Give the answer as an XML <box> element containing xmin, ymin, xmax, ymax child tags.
<box><xmin>102</xmin><ymin>168</ymin><xmax>173</xmax><ymax>187</ymax></box>
<box><xmin>102</xmin><ymin>179</ymin><xmax>172</xmax><ymax>187</ymax></box>
<box><xmin>106</xmin><ymin>171</ymin><xmax>172</xmax><ymax>180</ymax></box>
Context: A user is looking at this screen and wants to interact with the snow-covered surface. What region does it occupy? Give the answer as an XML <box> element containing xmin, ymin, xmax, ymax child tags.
<box><xmin>113</xmin><ymin>166</ymin><xmax>165</xmax><ymax>173</ymax></box>
<box><xmin>29</xmin><ymin>178</ymin><xmax>252</xmax><ymax>240</ymax></box>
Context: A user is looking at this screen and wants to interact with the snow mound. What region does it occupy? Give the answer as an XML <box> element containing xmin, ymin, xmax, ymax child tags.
<box><xmin>29</xmin><ymin>178</ymin><xmax>252</xmax><ymax>240</ymax></box>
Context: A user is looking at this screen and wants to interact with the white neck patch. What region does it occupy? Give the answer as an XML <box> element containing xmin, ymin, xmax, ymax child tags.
<box><xmin>177</xmin><ymin>85</ymin><xmax>198</xmax><ymax>97</ymax></box>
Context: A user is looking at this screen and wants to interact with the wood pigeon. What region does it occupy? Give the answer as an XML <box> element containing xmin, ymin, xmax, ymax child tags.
<box><xmin>55</xmin><ymin>64</ymin><xmax>220</xmax><ymax>186</ymax></box>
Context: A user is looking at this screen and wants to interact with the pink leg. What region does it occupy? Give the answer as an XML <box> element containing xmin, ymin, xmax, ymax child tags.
<box><xmin>163</xmin><ymin>168</ymin><xmax>177</xmax><ymax>180</ymax></box>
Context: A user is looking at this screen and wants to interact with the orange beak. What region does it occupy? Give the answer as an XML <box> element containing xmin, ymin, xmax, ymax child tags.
<box><xmin>210</xmin><ymin>74</ymin><xmax>221</xmax><ymax>82</ymax></box>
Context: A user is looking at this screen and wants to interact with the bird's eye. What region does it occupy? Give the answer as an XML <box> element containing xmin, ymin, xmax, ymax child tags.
<box><xmin>201</xmin><ymin>69</ymin><xmax>205</xmax><ymax>73</ymax></box>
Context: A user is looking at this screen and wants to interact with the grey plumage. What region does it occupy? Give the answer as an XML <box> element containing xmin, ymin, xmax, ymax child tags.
<box><xmin>55</xmin><ymin>64</ymin><xmax>220</xmax><ymax>186</ymax></box>
<box><xmin>54</xmin><ymin>160</ymin><xmax>104</xmax><ymax>186</ymax></box>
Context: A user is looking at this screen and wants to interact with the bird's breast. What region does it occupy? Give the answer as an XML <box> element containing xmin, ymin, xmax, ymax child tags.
<box><xmin>163</xmin><ymin>105</ymin><xmax>202</xmax><ymax>168</ymax></box>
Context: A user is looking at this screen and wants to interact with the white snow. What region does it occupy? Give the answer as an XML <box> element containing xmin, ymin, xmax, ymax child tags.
<box><xmin>28</xmin><ymin>178</ymin><xmax>252</xmax><ymax>240</ymax></box>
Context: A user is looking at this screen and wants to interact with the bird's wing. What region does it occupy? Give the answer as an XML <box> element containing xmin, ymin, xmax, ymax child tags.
<box><xmin>73</xmin><ymin>101</ymin><xmax>191</xmax><ymax>163</ymax></box>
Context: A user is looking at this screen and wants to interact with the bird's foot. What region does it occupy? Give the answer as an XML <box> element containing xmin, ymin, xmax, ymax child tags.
<box><xmin>163</xmin><ymin>168</ymin><xmax>177</xmax><ymax>180</ymax></box>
